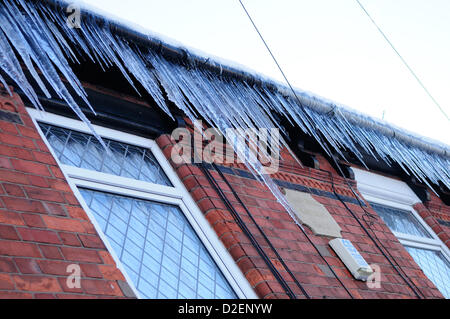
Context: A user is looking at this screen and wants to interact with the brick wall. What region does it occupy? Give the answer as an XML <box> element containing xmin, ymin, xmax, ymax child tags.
<box><xmin>0</xmin><ymin>87</ymin><xmax>131</xmax><ymax>299</ymax></box>
<box><xmin>1</xmin><ymin>84</ymin><xmax>448</xmax><ymax>299</ymax></box>
<box><xmin>157</xmin><ymin>130</ymin><xmax>447</xmax><ymax>299</ymax></box>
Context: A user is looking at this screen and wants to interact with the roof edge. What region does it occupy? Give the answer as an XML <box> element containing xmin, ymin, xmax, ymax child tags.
<box><xmin>44</xmin><ymin>0</ymin><xmax>450</xmax><ymax>158</ymax></box>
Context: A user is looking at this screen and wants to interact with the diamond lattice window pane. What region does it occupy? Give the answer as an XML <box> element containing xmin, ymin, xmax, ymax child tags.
<box><xmin>405</xmin><ymin>246</ymin><xmax>450</xmax><ymax>298</ymax></box>
<box><xmin>78</xmin><ymin>188</ymin><xmax>237</xmax><ymax>299</ymax></box>
<box><xmin>39</xmin><ymin>123</ymin><xmax>172</xmax><ymax>186</ymax></box>
<box><xmin>370</xmin><ymin>202</ymin><xmax>432</xmax><ymax>238</ymax></box>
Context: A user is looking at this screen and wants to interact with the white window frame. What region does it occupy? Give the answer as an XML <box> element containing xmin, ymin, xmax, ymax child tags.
<box><xmin>28</xmin><ymin>108</ymin><xmax>257</xmax><ymax>299</ymax></box>
<box><xmin>352</xmin><ymin>167</ymin><xmax>450</xmax><ymax>279</ymax></box>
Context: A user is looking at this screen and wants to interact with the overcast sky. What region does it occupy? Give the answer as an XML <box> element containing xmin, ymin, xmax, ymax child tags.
<box><xmin>82</xmin><ymin>0</ymin><xmax>450</xmax><ymax>145</ymax></box>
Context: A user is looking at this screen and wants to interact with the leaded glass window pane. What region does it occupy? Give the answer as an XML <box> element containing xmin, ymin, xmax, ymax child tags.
<box><xmin>38</xmin><ymin>123</ymin><xmax>172</xmax><ymax>186</ymax></box>
<box><xmin>79</xmin><ymin>188</ymin><xmax>237</xmax><ymax>299</ymax></box>
<box><xmin>405</xmin><ymin>246</ymin><xmax>450</xmax><ymax>298</ymax></box>
<box><xmin>370</xmin><ymin>202</ymin><xmax>432</xmax><ymax>238</ymax></box>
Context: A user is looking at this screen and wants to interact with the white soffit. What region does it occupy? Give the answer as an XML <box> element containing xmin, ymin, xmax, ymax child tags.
<box><xmin>351</xmin><ymin>167</ymin><xmax>420</xmax><ymax>205</ymax></box>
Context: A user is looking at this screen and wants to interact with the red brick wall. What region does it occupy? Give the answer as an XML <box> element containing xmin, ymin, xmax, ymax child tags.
<box><xmin>0</xmin><ymin>88</ymin><xmax>131</xmax><ymax>299</ymax></box>
<box><xmin>1</xmin><ymin>85</ymin><xmax>448</xmax><ymax>299</ymax></box>
<box><xmin>157</xmin><ymin>132</ymin><xmax>446</xmax><ymax>299</ymax></box>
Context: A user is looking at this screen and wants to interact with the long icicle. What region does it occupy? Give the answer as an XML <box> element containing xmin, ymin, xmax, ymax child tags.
<box><xmin>0</xmin><ymin>0</ymin><xmax>448</xmax><ymax>198</ymax></box>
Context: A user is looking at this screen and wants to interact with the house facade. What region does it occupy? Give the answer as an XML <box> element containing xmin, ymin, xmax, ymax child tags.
<box><xmin>0</xmin><ymin>0</ymin><xmax>448</xmax><ymax>299</ymax></box>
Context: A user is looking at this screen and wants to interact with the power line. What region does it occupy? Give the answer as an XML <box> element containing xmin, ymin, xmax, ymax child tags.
<box><xmin>237</xmin><ymin>0</ymin><xmax>355</xmax><ymax>299</ymax></box>
<box><xmin>237</xmin><ymin>0</ymin><xmax>424</xmax><ymax>299</ymax></box>
<box><xmin>237</xmin><ymin>1</ymin><xmax>310</xmax><ymax>116</ymax></box>
<box><xmin>355</xmin><ymin>0</ymin><xmax>449</xmax><ymax>121</ymax></box>
<box><xmin>237</xmin><ymin>0</ymin><xmax>334</xmax><ymax>156</ymax></box>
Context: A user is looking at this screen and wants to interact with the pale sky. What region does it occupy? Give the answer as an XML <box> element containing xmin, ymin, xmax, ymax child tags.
<box><xmin>82</xmin><ymin>0</ymin><xmax>450</xmax><ymax>146</ymax></box>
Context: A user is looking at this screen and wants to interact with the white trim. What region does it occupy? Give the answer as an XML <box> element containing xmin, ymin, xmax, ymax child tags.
<box><xmin>352</xmin><ymin>167</ymin><xmax>420</xmax><ymax>206</ymax></box>
<box><xmin>401</xmin><ymin>239</ymin><xmax>444</xmax><ymax>252</ymax></box>
<box><xmin>395</xmin><ymin>233</ymin><xmax>439</xmax><ymax>248</ymax></box>
<box><xmin>70</xmin><ymin>178</ymin><xmax>185</xmax><ymax>207</ymax></box>
<box><xmin>27</xmin><ymin>108</ymin><xmax>257</xmax><ymax>299</ymax></box>
<box><xmin>64</xmin><ymin>166</ymin><xmax>182</xmax><ymax>200</ymax></box>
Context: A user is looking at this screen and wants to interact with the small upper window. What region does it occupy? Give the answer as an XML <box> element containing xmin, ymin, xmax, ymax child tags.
<box><xmin>369</xmin><ymin>202</ymin><xmax>432</xmax><ymax>239</ymax></box>
<box><xmin>39</xmin><ymin>123</ymin><xmax>172</xmax><ymax>186</ymax></box>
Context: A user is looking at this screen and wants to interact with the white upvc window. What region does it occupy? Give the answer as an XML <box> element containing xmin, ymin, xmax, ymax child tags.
<box><xmin>352</xmin><ymin>167</ymin><xmax>450</xmax><ymax>298</ymax></box>
<box><xmin>28</xmin><ymin>108</ymin><xmax>257</xmax><ymax>300</ymax></box>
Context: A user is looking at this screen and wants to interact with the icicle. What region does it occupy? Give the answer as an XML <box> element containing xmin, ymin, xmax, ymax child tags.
<box><xmin>0</xmin><ymin>5</ymin><xmax>52</xmax><ymax>100</ymax></box>
<box><xmin>0</xmin><ymin>0</ymin><xmax>448</xmax><ymax>199</ymax></box>
<box><xmin>0</xmin><ymin>28</ymin><xmax>42</xmax><ymax>108</ymax></box>
<box><xmin>0</xmin><ymin>73</ymin><xmax>12</xmax><ymax>96</ymax></box>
